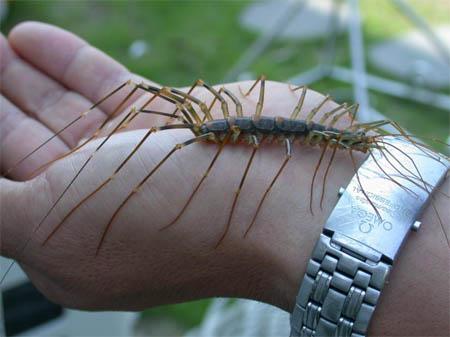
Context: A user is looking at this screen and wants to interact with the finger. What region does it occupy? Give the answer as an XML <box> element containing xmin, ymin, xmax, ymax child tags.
<box><xmin>0</xmin><ymin>33</ymin><xmax>105</xmax><ymax>147</ymax></box>
<box><xmin>0</xmin><ymin>95</ymin><xmax>68</xmax><ymax>180</ymax></box>
<box><xmin>8</xmin><ymin>21</ymin><xmax>151</xmax><ymax>115</ymax></box>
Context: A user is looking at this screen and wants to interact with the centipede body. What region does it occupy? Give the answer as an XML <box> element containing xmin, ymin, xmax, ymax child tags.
<box><xmin>1</xmin><ymin>75</ymin><xmax>448</xmax><ymax>288</ymax></box>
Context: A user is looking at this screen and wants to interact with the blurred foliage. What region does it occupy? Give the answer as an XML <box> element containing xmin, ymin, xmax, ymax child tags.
<box><xmin>1</xmin><ymin>0</ymin><xmax>449</xmax><ymax>330</ymax></box>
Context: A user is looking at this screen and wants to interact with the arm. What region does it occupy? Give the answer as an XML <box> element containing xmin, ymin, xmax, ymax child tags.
<box><xmin>1</xmin><ymin>22</ymin><xmax>448</xmax><ymax>337</ymax></box>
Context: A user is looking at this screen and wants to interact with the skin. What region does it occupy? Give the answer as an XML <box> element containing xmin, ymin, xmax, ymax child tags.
<box><xmin>0</xmin><ymin>22</ymin><xmax>449</xmax><ymax>336</ymax></box>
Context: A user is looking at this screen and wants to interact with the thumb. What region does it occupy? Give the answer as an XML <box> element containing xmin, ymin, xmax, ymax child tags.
<box><xmin>0</xmin><ymin>177</ymin><xmax>42</xmax><ymax>259</ymax></box>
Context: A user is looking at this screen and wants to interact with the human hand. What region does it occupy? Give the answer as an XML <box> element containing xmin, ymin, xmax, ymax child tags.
<box><xmin>1</xmin><ymin>22</ymin><xmax>448</xmax><ymax>336</ymax></box>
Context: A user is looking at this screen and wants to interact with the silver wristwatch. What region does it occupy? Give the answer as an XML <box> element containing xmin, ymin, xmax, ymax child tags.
<box><xmin>290</xmin><ymin>137</ymin><xmax>449</xmax><ymax>337</ymax></box>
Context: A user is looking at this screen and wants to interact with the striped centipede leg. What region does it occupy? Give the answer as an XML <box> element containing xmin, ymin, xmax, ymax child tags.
<box><xmin>306</xmin><ymin>95</ymin><xmax>331</xmax><ymax>124</ymax></box>
<box><xmin>42</xmin><ymin>123</ymin><xmax>193</xmax><ymax>245</ymax></box>
<box><xmin>245</xmin><ymin>138</ymin><xmax>292</xmax><ymax>238</ymax></box>
<box><xmin>0</xmin><ymin>104</ymin><xmax>149</xmax><ymax>285</ymax></box>
<box><xmin>159</xmin><ymin>133</ymin><xmax>231</xmax><ymax>231</ymax></box>
<box><xmin>319</xmin><ymin>139</ymin><xmax>339</xmax><ymax>210</ymax></box>
<box><xmin>206</xmin><ymin>86</ymin><xmax>244</xmax><ymax>122</ymax></box>
<box><xmin>165</xmin><ymin>79</ymin><xmax>205</xmax><ymax>125</ymax></box>
<box><xmin>240</xmin><ymin>75</ymin><xmax>266</xmax><ymax>117</ymax></box>
<box><xmin>96</xmin><ymin>132</ymin><xmax>215</xmax><ymax>255</ymax></box>
<box><xmin>216</xmin><ymin>136</ymin><xmax>260</xmax><ymax>247</ymax></box>
<box><xmin>290</xmin><ymin>85</ymin><xmax>307</xmax><ymax>119</ymax></box>
<box><xmin>23</xmin><ymin>83</ymin><xmax>181</xmax><ymax>180</ymax></box>
<box><xmin>348</xmin><ymin>148</ymin><xmax>382</xmax><ymax>219</ymax></box>
<box><xmin>309</xmin><ymin>138</ymin><xmax>329</xmax><ymax>215</ymax></box>
<box><xmin>6</xmin><ymin>81</ymin><xmax>137</xmax><ymax>177</ymax></box>
<box><xmin>317</xmin><ymin>104</ymin><xmax>360</xmax><ymax>209</ymax></box>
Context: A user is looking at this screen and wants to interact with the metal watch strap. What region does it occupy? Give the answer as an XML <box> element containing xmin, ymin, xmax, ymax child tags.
<box><xmin>290</xmin><ymin>137</ymin><xmax>449</xmax><ymax>337</ymax></box>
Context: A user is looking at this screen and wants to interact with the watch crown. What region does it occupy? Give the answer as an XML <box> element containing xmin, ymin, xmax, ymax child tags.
<box><xmin>338</xmin><ymin>187</ymin><xmax>345</xmax><ymax>197</ymax></box>
<box><xmin>411</xmin><ymin>221</ymin><xmax>421</xmax><ymax>232</ymax></box>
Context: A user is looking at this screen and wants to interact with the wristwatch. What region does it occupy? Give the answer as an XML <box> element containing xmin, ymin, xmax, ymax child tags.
<box><xmin>289</xmin><ymin>137</ymin><xmax>449</xmax><ymax>337</ymax></box>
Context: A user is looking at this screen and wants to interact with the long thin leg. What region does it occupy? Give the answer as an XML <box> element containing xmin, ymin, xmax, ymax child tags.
<box><xmin>309</xmin><ymin>139</ymin><xmax>329</xmax><ymax>215</ymax></box>
<box><xmin>23</xmin><ymin>86</ymin><xmax>181</xmax><ymax>180</ymax></box>
<box><xmin>42</xmin><ymin>123</ymin><xmax>193</xmax><ymax>245</ymax></box>
<box><xmin>159</xmin><ymin>133</ymin><xmax>231</xmax><ymax>231</ymax></box>
<box><xmin>244</xmin><ymin>138</ymin><xmax>292</xmax><ymax>238</ymax></box>
<box><xmin>348</xmin><ymin>148</ymin><xmax>382</xmax><ymax>219</ymax></box>
<box><xmin>216</xmin><ymin>136</ymin><xmax>259</xmax><ymax>247</ymax></box>
<box><xmin>1</xmin><ymin>105</ymin><xmax>141</xmax><ymax>288</ymax></box>
<box><xmin>6</xmin><ymin>81</ymin><xmax>136</xmax><ymax>176</ymax></box>
<box><xmin>328</xmin><ymin>104</ymin><xmax>358</xmax><ymax>129</ymax></box>
<box><xmin>207</xmin><ymin>86</ymin><xmax>245</xmax><ymax>120</ymax></box>
<box><xmin>240</xmin><ymin>75</ymin><xmax>266</xmax><ymax>118</ymax></box>
<box><xmin>306</xmin><ymin>95</ymin><xmax>331</xmax><ymax>123</ymax></box>
<box><xmin>319</xmin><ymin>140</ymin><xmax>338</xmax><ymax>210</ymax></box>
<box><xmin>318</xmin><ymin>103</ymin><xmax>347</xmax><ymax>125</ymax></box>
<box><xmin>165</xmin><ymin>79</ymin><xmax>204</xmax><ymax>125</ymax></box>
<box><xmin>290</xmin><ymin>86</ymin><xmax>307</xmax><ymax>119</ymax></box>
<box><xmin>96</xmin><ymin>132</ymin><xmax>215</xmax><ymax>255</ymax></box>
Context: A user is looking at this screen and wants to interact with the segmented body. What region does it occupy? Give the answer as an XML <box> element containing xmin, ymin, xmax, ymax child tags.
<box><xmin>1</xmin><ymin>76</ymin><xmax>448</xmax><ymax>287</ymax></box>
<box><xmin>199</xmin><ymin>116</ymin><xmax>363</xmax><ymax>150</ymax></box>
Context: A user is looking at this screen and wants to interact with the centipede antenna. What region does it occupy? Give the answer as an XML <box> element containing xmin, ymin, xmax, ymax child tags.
<box><xmin>381</xmin><ymin>140</ymin><xmax>432</xmax><ymax>191</ymax></box>
<box><xmin>96</xmin><ymin>132</ymin><xmax>215</xmax><ymax>255</ymax></box>
<box><xmin>320</xmin><ymin>141</ymin><xmax>338</xmax><ymax>210</ymax></box>
<box><xmin>160</xmin><ymin>133</ymin><xmax>230</xmax><ymax>231</ymax></box>
<box><xmin>368</xmin><ymin>148</ymin><xmax>418</xmax><ymax>198</ymax></box>
<box><xmin>309</xmin><ymin>140</ymin><xmax>329</xmax><ymax>215</ymax></box>
<box><xmin>217</xmin><ymin>136</ymin><xmax>259</xmax><ymax>247</ymax></box>
<box><xmin>290</xmin><ymin>86</ymin><xmax>307</xmax><ymax>120</ymax></box>
<box><xmin>245</xmin><ymin>138</ymin><xmax>292</xmax><ymax>238</ymax></box>
<box><xmin>377</xmin><ymin>142</ymin><xmax>434</xmax><ymax>194</ymax></box>
<box><xmin>6</xmin><ymin>81</ymin><xmax>134</xmax><ymax>176</ymax></box>
<box><xmin>349</xmin><ymin>149</ymin><xmax>382</xmax><ymax>220</ymax></box>
<box><xmin>306</xmin><ymin>95</ymin><xmax>331</xmax><ymax>124</ymax></box>
<box><xmin>430</xmin><ymin>196</ymin><xmax>450</xmax><ymax>247</ymax></box>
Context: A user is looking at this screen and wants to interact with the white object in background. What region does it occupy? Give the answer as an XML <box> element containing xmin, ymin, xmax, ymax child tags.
<box><xmin>369</xmin><ymin>25</ymin><xmax>450</xmax><ymax>89</ymax></box>
<box><xmin>0</xmin><ymin>257</ymin><xmax>138</xmax><ymax>337</ymax></box>
<box><xmin>185</xmin><ymin>298</ymin><xmax>290</xmax><ymax>337</ymax></box>
<box><xmin>240</xmin><ymin>0</ymin><xmax>349</xmax><ymax>41</ymax></box>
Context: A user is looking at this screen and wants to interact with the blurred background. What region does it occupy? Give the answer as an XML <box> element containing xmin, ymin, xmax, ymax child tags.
<box><xmin>0</xmin><ymin>0</ymin><xmax>449</xmax><ymax>336</ymax></box>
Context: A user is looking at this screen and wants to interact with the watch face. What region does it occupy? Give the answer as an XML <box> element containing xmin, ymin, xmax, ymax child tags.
<box><xmin>325</xmin><ymin>137</ymin><xmax>448</xmax><ymax>262</ymax></box>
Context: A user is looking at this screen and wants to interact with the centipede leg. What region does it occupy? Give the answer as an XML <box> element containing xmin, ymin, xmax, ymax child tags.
<box><xmin>216</xmin><ymin>136</ymin><xmax>259</xmax><ymax>247</ymax></box>
<box><xmin>159</xmin><ymin>133</ymin><xmax>231</xmax><ymax>231</ymax></box>
<box><xmin>348</xmin><ymin>148</ymin><xmax>382</xmax><ymax>219</ymax></box>
<box><xmin>7</xmin><ymin>81</ymin><xmax>138</xmax><ymax>177</ymax></box>
<box><xmin>319</xmin><ymin>141</ymin><xmax>338</xmax><ymax>210</ymax></box>
<box><xmin>240</xmin><ymin>75</ymin><xmax>266</xmax><ymax>118</ymax></box>
<box><xmin>96</xmin><ymin>132</ymin><xmax>215</xmax><ymax>255</ymax></box>
<box><xmin>165</xmin><ymin>79</ymin><xmax>204</xmax><ymax>125</ymax></box>
<box><xmin>290</xmin><ymin>86</ymin><xmax>307</xmax><ymax>120</ymax></box>
<box><xmin>306</xmin><ymin>95</ymin><xmax>331</xmax><ymax>123</ymax></box>
<box><xmin>245</xmin><ymin>138</ymin><xmax>292</xmax><ymax>238</ymax></box>
<box><xmin>42</xmin><ymin>123</ymin><xmax>193</xmax><ymax>245</ymax></box>
<box><xmin>309</xmin><ymin>139</ymin><xmax>329</xmax><ymax>215</ymax></box>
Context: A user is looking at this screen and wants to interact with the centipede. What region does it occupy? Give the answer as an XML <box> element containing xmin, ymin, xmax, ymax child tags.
<box><xmin>1</xmin><ymin>75</ymin><xmax>449</xmax><ymax>284</ymax></box>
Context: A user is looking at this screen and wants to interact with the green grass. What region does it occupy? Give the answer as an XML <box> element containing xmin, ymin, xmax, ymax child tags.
<box><xmin>1</xmin><ymin>0</ymin><xmax>449</xmax><ymax>329</ymax></box>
